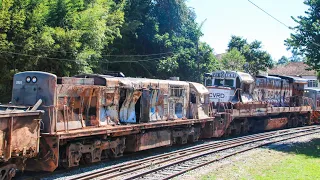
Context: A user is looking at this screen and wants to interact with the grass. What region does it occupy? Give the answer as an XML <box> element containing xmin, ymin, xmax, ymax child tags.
<box><xmin>199</xmin><ymin>138</ymin><xmax>320</xmax><ymax>180</ymax></box>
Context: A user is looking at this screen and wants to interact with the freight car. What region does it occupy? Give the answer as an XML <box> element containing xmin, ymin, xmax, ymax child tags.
<box><xmin>0</xmin><ymin>103</ymin><xmax>43</xmax><ymax>180</ymax></box>
<box><xmin>204</xmin><ymin>70</ymin><xmax>315</xmax><ymax>135</ymax></box>
<box><xmin>11</xmin><ymin>71</ymin><xmax>216</xmax><ymax>172</ymax></box>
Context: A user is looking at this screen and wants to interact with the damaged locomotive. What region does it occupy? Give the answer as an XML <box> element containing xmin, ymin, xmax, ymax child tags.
<box><xmin>204</xmin><ymin>70</ymin><xmax>315</xmax><ymax>135</ymax></box>
<box><xmin>10</xmin><ymin>71</ymin><xmax>218</xmax><ymax>172</ymax></box>
<box><xmin>1</xmin><ymin>69</ymin><xmax>318</xmax><ymax>178</ymax></box>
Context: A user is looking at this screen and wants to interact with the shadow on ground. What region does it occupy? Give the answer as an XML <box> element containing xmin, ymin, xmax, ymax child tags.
<box><xmin>263</xmin><ymin>137</ymin><xmax>320</xmax><ymax>158</ymax></box>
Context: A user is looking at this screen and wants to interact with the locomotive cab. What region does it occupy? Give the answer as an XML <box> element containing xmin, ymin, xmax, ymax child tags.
<box><xmin>204</xmin><ymin>70</ymin><xmax>254</xmax><ymax>104</ymax></box>
<box><xmin>12</xmin><ymin>71</ymin><xmax>57</xmax><ymax>133</ymax></box>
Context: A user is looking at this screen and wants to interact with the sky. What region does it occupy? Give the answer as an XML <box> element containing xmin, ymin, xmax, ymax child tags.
<box><xmin>186</xmin><ymin>0</ymin><xmax>308</xmax><ymax>60</ymax></box>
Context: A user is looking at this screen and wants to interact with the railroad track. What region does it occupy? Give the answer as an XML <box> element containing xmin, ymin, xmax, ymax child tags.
<box><xmin>65</xmin><ymin>125</ymin><xmax>320</xmax><ymax>180</ymax></box>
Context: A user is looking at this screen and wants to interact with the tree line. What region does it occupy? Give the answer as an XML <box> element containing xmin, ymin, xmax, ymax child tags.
<box><xmin>0</xmin><ymin>0</ymin><xmax>317</xmax><ymax>102</ymax></box>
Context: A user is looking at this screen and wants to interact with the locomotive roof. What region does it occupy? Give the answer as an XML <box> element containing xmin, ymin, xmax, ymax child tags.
<box><xmin>189</xmin><ymin>82</ymin><xmax>209</xmax><ymax>94</ymax></box>
<box><xmin>269</xmin><ymin>74</ymin><xmax>308</xmax><ymax>84</ymax></box>
<box><xmin>208</xmin><ymin>70</ymin><xmax>254</xmax><ymax>84</ymax></box>
<box><xmin>256</xmin><ymin>75</ymin><xmax>282</xmax><ymax>80</ymax></box>
<box><xmin>74</xmin><ymin>73</ymin><xmax>191</xmax><ymax>88</ymax></box>
<box><xmin>74</xmin><ymin>73</ymin><xmax>114</xmax><ymax>78</ymax></box>
<box><xmin>15</xmin><ymin>71</ymin><xmax>57</xmax><ymax>78</ymax></box>
<box><xmin>125</xmin><ymin>77</ymin><xmax>189</xmax><ymax>86</ymax></box>
<box><xmin>237</xmin><ymin>71</ymin><xmax>255</xmax><ymax>84</ymax></box>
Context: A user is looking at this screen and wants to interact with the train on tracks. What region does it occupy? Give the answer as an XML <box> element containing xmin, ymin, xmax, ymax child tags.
<box><xmin>0</xmin><ymin>70</ymin><xmax>319</xmax><ymax>179</ymax></box>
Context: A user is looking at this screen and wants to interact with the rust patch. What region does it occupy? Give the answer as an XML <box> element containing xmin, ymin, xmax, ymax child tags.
<box><xmin>0</xmin><ymin>114</ymin><xmax>41</xmax><ymax>162</ymax></box>
<box><xmin>264</xmin><ymin>117</ymin><xmax>288</xmax><ymax>131</ymax></box>
<box><xmin>25</xmin><ymin>135</ymin><xmax>59</xmax><ymax>172</ymax></box>
<box><xmin>125</xmin><ymin>130</ymin><xmax>172</xmax><ymax>152</ymax></box>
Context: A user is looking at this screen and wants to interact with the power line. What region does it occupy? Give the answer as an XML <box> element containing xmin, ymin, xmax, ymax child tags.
<box><xmin>247</xmin><ymin>0</ymin><xmax>320</xmax><ymax>48</ymax></box>
<box><xmin>248</xmin><ymin>0</ymin><xmax>290</xmax><ymax>28</ymax></box>
<box><xmin>101</xmin><ymin>52</ymin><xmax>173</xmax><ymax>57</ymax></box>
<box><xmin>0</xmin><ymin>50</ymin><xmax>169</xmax><ymax>64</ymax></box>
<box><xmin>108</xmin><ymin>57</ymin><xmax>166</xmax><ymax>63</ymax></box>
<box><xmin>0</xmin><ymin>42</ymin><xmax>173</xmax><ymax>57</ymax></box>
<box><xmin>0</xmin><ymin>50</ymin><xmax>80</xmax><ymax>62</ymax></box>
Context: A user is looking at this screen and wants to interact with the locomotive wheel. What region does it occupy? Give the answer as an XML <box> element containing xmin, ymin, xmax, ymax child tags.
<box><xmin>0</xmin><ymin>164</ymin><xmax>16</xmax><ymax>180</ymax></box>
<box><xmin>108</xmin><ymin>144</ymin><xmax>125</xmax><ymax>159</ymax></box>
<box><xmin>299</xmin><ymin>116</ymin><xmax>306</xmax><ymax>127</ymax></box>
<box><xmin>59</xmin><ymin>151</ymin><xmax>70</xmax><ymax>169</ymax></box>
<box><xmin>108</xmin><ymin>147</ymin><xmax>121</xmax><ymax>158</ymax></box>
<box><xmin>223</xmin><ymin>126</ymin><xmax>231</xmax><ymax>137</ymax></box>
<box><xmin>81</xmin><ymin>153</ymin><xmax>93</xmax><ymax>164</ymax></box>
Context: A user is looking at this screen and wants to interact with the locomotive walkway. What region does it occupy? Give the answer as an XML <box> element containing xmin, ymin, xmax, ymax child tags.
<box><xmin>67</xmin><ymin>125</ymin><xmax>320</xmax><ymax>180</ymax></box>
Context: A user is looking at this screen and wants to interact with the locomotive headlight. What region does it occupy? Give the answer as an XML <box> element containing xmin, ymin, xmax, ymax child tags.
<box><xmin>26</xmin><ymin>76</ymin><xmax>31</xmax><ymax>83</ymax></box>
<box><xmin>32</xmin><ymin>76</ymin><xmax>37</xmax><ymax>83</ymax></box>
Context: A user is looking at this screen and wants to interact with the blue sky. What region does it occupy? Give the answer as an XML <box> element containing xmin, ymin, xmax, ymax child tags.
<box><xmin>186</xmin><ymin>0</ymin><xmax>308</xmax><ymax>60</ymax></box>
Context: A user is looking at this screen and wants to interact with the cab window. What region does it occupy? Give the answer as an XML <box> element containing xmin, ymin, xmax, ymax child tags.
<box><xmin>205</xmin><ymin>78</ymin><xmax>212</xmax><ymax>86</ymax></box>
<box><xmin>225</xmin><ymin>79</ymin><xmax>234</xmax><ymax>87</ymax></box>
<box><xmin>214</xmin><ymin>79</ymin><xmax>223</xmax><ymax>86</ymax></box>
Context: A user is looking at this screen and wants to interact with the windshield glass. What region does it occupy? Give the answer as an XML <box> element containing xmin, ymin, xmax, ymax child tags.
<box><xmin>205</xmin><ymin>78</ymin><xmax>212</xmax><ymax>86</ymax></box>
<box><xmin>224</xmin><ymin>79</ymin><xmax>234</xmax><ymax>87</ymax></box>
<box><xmin>214</xmin><ymin>79</ymin><xmax>223</xmax><ymax>86</ymax></box>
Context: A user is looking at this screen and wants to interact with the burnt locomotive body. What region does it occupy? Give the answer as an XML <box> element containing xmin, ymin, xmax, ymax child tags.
<box><xmin>204</xmin><ymin>70</ymin><xmax>314</xmax><ymax>135</ymax></box>
<box><xmin>11</xmin><ymin>71</ymin><xmax>218</xmax><ymax>172</ymax></box>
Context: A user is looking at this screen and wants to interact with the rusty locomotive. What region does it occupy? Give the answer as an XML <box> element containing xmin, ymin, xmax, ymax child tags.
<box><xmin>0</xmin><ymin>70</ymin><xmax>318</xmax><ymax>179</ymax></box>
<box><xmin>204</xmin><ymin>70</ymin><xmax>318</xmax><ymax>135</ymax></box>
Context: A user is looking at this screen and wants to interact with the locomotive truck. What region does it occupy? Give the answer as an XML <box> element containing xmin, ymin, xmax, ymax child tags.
<box><xmin>0</xmin><ymin>70</ymin><xmax>318</xmax><ymax>179</ymax></box>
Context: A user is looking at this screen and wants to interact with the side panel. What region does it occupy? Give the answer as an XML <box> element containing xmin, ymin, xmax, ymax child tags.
<box><xmin>140</xmin><ymin>89</ymin><xmax>150</xmax><ymax>123</ymax></box>
<box><xmin>264</xmin><ymin>117</ymin><xmax>288</xmax><ymax>131</ymax></box>
<box><xmin>125</xmin><ymin>130</ymin><xmax>172</xmax><ymax>152</ymax></box>
<box><xmin>0</xmin><ymin>114</ymin><xmax>40</xmax><ymax>163</ymax></box>
<box><xmin>119</xmin><ymin>90</ymin><xmax>142</xmax><ymax>123</ymax></box>
<box><xmin>207</xmin><ymin>87</ymin><xmax>234</xmax><ymax>103</ymax></box>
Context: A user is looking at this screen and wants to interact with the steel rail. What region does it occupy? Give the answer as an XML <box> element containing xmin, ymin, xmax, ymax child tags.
<box><xmin>71</xmin><ymin>126</ymin><xmax>319</xmax><ymax>180</ymax></box>
<box><xmin>123</xmin><ymin>128</ymin><xmax>320</xmax><ymax>180</ymax></box>
<box><xmin>160</xmin><ymin>129</ymin><xmax>320</xmax><ymax>180</ymax></box>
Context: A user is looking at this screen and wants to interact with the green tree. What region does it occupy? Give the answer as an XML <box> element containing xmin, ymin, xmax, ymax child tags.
<box><xmin>221</xmin><ymin>48</ymin><xmax>246</xmax><ymax>71</ymax></box>
<box><xmin>107</xmin><ymin>0</ymin><xmax>219</xmax><ymax>82</ymax></box>
<box><xmin>285</xmin><ymin>0</ymin><xmax>320</xmax><ymax>70</ymax></box>
<box><xmin>228</xmin><ymin>35</ymin><xmax>273</xmax><ymax>75</ymax></box>
<box><xmin>0</xmin><ymin>0</ymin><xmax>125</xmax><ymax>101</ymax></box>
<box><xmin>289</xmin><ymin>54</ymin><xmax>304</xmax><ymax>62</ymax></box>
<box><xmin>277</xmin><ymin>56</ymin><xmax>289</xmax><ymax>65</ymax></box>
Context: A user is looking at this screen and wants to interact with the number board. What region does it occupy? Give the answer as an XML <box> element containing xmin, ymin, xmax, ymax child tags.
<box><xmin>211</xmin><ymin>72</ymin><xmax>237</xmax><ymax>78</ymax></box>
